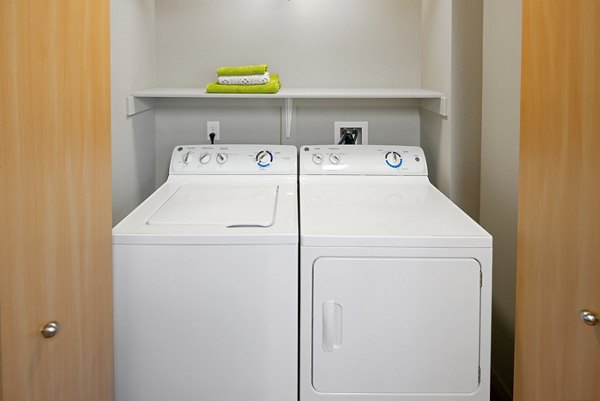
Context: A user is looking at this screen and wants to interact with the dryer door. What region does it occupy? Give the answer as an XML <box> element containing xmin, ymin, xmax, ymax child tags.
<box><xmin>312</xmin><ymin>257</ymin><xmax>481</xmax><ymax>394</ymax></box>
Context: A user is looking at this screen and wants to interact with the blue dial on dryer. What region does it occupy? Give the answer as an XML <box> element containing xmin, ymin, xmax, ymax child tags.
<box><xmin>385</xmin><ymin>151</ymin><xmax>403</xmax><ymax>168</ymax></box>
<box><xmin>256</xmin><ymin>150</ymin><xmax>274</xmax><ymax>167</ymax></box>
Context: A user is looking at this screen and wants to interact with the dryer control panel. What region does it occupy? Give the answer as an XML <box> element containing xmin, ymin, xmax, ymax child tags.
<box><xmin>300</xmin><ymin>145</ymin><xmax>427</xmax><ymax>176</ymax></box>
<box><xmin>170</xmin><ymin>145</ymin><xmax>297</xmax><ymax>175</ymax></box>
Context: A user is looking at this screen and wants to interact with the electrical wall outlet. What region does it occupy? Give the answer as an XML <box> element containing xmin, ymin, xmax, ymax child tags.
<box><xmin>334</xmin><ymin>121</ymin><xmax>368</xmax><ymax>145</ymax></box>
<box><xmin>207</xmin><ymin>121</ymin><xmax>220</xmax><ymax>142</ymax></box>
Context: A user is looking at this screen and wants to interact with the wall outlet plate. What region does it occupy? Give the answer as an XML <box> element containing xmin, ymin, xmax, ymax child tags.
<box><xmin>334</xmin><ymin>121</ymin><xmax>368</xmax><ymax>144</ymax></box>
<box><xmin>207</xmin><ymin>121</ymin><xmax>220</xmax><ymax>142</ymax></box>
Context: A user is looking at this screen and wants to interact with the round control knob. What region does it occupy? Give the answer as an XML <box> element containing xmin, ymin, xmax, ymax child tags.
<box><xmin>199</xmin><ymin>152</ymin><xmax>211</xmax><ymax>164</ymax></box>
<box><xmin>329</xmin><ymin>153</ymin><xmax>341</xmax><ymax>165</ymax></box>
<box><xmin>216</xmin><ymin>153</ymin><xmax>228</xmax><ymax>164</ymax></box>
<box><xmin>312</xmin><ymin>153</ymin><xmax>324</xmax><ymax>165</ymax></box>
<box><xmin>183</xmin><ymin>151</ymin><xmax>193</xmax><ymax>164</ymax></box>
<box><xmin>256</xmin><ymin>150</ymin><xmax>273</xmax><ymax>167</ymax></box>
<box><xmin>385</xmin><ymin>151</ymin><xmax>403</xmax><ymax>168</ymax></box>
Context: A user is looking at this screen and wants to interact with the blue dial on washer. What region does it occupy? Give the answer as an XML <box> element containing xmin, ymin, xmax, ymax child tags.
<box><xmin>385</xmin><ymin>151</ymin><xmax>403</xmax><ymax>168</ymax></box>
<box><xmin>256</xmin><ymin>150</ymin><xmax>274</xmax><ymax>167</ymax></box>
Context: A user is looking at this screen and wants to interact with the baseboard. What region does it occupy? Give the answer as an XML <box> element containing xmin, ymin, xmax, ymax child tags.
<box><xmin>491</xmin><ymin>366</ymin><xmax>513</xmax><ymax>401</ymax></box>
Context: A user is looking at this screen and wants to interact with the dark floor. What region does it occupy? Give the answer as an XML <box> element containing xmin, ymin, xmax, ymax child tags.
<box><xmin>490</xmin><ymin>383</ymin><xmax>511</xmax><ymax>401</ymax></box>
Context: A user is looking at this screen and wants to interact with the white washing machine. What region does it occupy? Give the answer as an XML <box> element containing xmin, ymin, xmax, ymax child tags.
<box><xmin>299</xmin><ymin>145</ymin><xmax>492</xmax><ymax>401</ymax></box>
<box><xmin>113</xmin><ymin>144</ymin><xmax>298</xmax><ymax>401</ymax></box>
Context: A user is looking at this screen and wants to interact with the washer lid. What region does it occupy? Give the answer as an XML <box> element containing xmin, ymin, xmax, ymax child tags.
<box><xmin>147</xmin><ymin>184</ymin><xmax>279</xmax><ymax>227</ymax></box>
<box><xmin>113</xmin><ymin>176</ymin><xmax>298</xmax><ymax>245</ymax></box>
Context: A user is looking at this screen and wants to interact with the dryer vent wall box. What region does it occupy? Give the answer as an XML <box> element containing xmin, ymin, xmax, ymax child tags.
<box><xmin>334</xmin><ymin>121</ymin><xmax>368</xmax><ymax>145</ymax></box>
<box><xmin>113</xmin><ymin>145</ymin><xmax>298</xmax><ymax>401</ymax></box>
<box><xmin>299</xmin><ymin>145</ymin><xmax>492</xmax><ymax>401</ymax></box>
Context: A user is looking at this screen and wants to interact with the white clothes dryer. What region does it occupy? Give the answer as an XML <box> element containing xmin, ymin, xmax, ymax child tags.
<box><xmin>113</xmin><ymin>145</ymin><xmax>298</xmax><ymax>401</ymax></box>
<box><xmin>299</xmin><ymin>145</ymin><xmax>492</xmax><ymax>401</ymax></box>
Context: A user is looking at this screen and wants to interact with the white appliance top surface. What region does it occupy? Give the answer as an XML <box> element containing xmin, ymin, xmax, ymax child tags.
<box><xmin>113</xmin><ymin>175</ymin><xmax>298</xmax><ymax>245</ymax></box>
<box><xmin>114</xmin><ymin>145</ymin><xmax>298</xmax><ymax>245</ymax></box>
<box><xmin>300</xmin><ymin>176</ymin><xmax>491</xmax><ymax>248</ymax></box>
<box><xmin>147</xmin><ymin>183</ymin><xmax>279</xmax><ymax>226</ymax></box>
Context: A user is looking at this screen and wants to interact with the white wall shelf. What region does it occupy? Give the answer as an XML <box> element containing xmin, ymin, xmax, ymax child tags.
<box><xmin>126</xmin><ymin>88</ymin><xmax>448</xmax><ymax>117</ymax></box>
<box><xmin>125</xmin><ymin>88</ymin><xmax>448</xmax><ymax>139</ymax></box>
<box><xmin>130</xmin><ymin>87</ymin><xmax>444</xmax><ymax>100</ymax></box>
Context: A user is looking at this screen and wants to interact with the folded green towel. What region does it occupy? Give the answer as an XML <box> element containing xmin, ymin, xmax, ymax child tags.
<box><xmin>217</xmin><ymin>64</ymin><xmax>268</xmax><ymax>76</ymax></box>
<box><xmin>206</xmin><ymin>74</ymin><xmax>281</xmax><ymax>94</ymax></box>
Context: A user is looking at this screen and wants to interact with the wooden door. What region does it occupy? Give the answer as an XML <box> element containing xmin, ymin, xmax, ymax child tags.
<box><xmin>514</xmin><ymin>1</ymin><xmax>600</xmax><ymax>400</ymax></box>
<box><xmin>0</xmin><ymin>1</ymin><xmax>113</xmax><ymax>400</ymax></box>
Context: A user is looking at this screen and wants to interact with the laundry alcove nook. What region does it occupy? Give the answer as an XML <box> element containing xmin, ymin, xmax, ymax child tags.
<box><xmin>111</xmin><ymin>0</ymin><xmax>482</xmax><ymax>226</ymax></box>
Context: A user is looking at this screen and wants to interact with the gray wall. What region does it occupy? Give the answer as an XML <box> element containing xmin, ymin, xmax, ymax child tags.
<box><xmin>420</xmin><ymin>0</ymin><xmax>452</xmax><ymax>195</ymax></box>
<box><xmin>154</xmin><ymin>0</ymin><xmax>422</xmax><ymax>88</ymax></box>
<box><xmin>420</xmin><ymin>0</ymin><xmax>483</xmax><ymax>221</ymax></box>
<box><xmin>481</xmin><ymin>0</ymin><xmax>522</xmax><ymax>399</ymax></box>
<box><xmin>111</xmin><ymin>0</ymin><xmax>157</xmax><ymax>225</ymax></box>
<box><xmin>450</xmin><ymin>0</ymin><xmax>483</xmax><ymax>220</ymax></box>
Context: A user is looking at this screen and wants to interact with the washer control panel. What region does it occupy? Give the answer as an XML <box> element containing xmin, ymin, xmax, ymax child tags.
<box><xmin>300</xmin><ymin>145</ymin><xmax>427</xmax><ymax>176</ymax></box>
<box><xmin>170</xmin><ymin>145</ymin><xmax>297</xmax><ymax>175</ymax></box>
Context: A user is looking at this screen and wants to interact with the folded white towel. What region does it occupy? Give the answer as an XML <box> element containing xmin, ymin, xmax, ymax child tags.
<box><xmin>217</xmin><ymin>72</ymin><xmax>270</xmax><ymax>85</ymax></box>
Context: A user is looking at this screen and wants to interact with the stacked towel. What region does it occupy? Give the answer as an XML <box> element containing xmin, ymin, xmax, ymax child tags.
<box><xmin>218</xmin><ymin>72</ymin><xmax>270</xmax><ymax>85</ymax></box>
<box><xmin>207</xmin><ymin>74</ymin><xmax>281</xmax><ymax>94</ymax></box>
<box><xmin>206</xmin><ymin>65</ymin><xmax>281</xmax><ymax>94</ymax></box>
<box><xmin>217</xmin><ymin>64</ymin><xmax>268</xmax><ymax>76</ymax></box>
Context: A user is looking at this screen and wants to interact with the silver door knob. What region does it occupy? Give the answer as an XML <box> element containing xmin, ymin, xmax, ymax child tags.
<box><xmin>41</xmin><ymin>321</ymin><xmax>60</xmax><ymax>338</ymax></box>
<box><xmin>579</xmin><ymin>310</ymin><xmax>598</xmax><ymax>326</ymax></box>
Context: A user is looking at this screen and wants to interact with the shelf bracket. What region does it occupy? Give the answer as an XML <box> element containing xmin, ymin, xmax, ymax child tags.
<box><xmin>126</xmin><ymin>96</ymin><xmax>154</xmax><ymax>117</ymax></box>
<box><xmin>421</xmin><ymin>96</ymin><xmax>448</xmax><ymax>117</ymax></box>
<box><xmin>284</xmin><ymin>98</ymin><xmax>293</xmax><ymax>139</ymax></box>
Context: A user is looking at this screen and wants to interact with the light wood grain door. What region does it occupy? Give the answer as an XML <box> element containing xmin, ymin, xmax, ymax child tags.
<box><xmin>514</xmin><ymin>1</ymin><xmax>600</xmax><ymax>400</ymax></box>
<box><xmin>0</xmin><ymin>1</ymin><xmax>113</xmax><ymax>400</ymax></box>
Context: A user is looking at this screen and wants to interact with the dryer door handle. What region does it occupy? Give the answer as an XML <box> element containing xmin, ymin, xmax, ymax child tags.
<box><xmin>322</xmin><ymin>301</ymin><xmax>343</xmax><ymax>352</ymax></box>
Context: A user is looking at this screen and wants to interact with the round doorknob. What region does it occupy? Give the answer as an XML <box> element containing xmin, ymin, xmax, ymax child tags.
<box><xmin>579</xmin><ymin>310</ymin><xmax>598</xmax><ymax>326</ymax></box>
<box><xmin>41</xmin><ymin>321</ymin><xmax>60</xmax><ymax>338</ymax></box>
